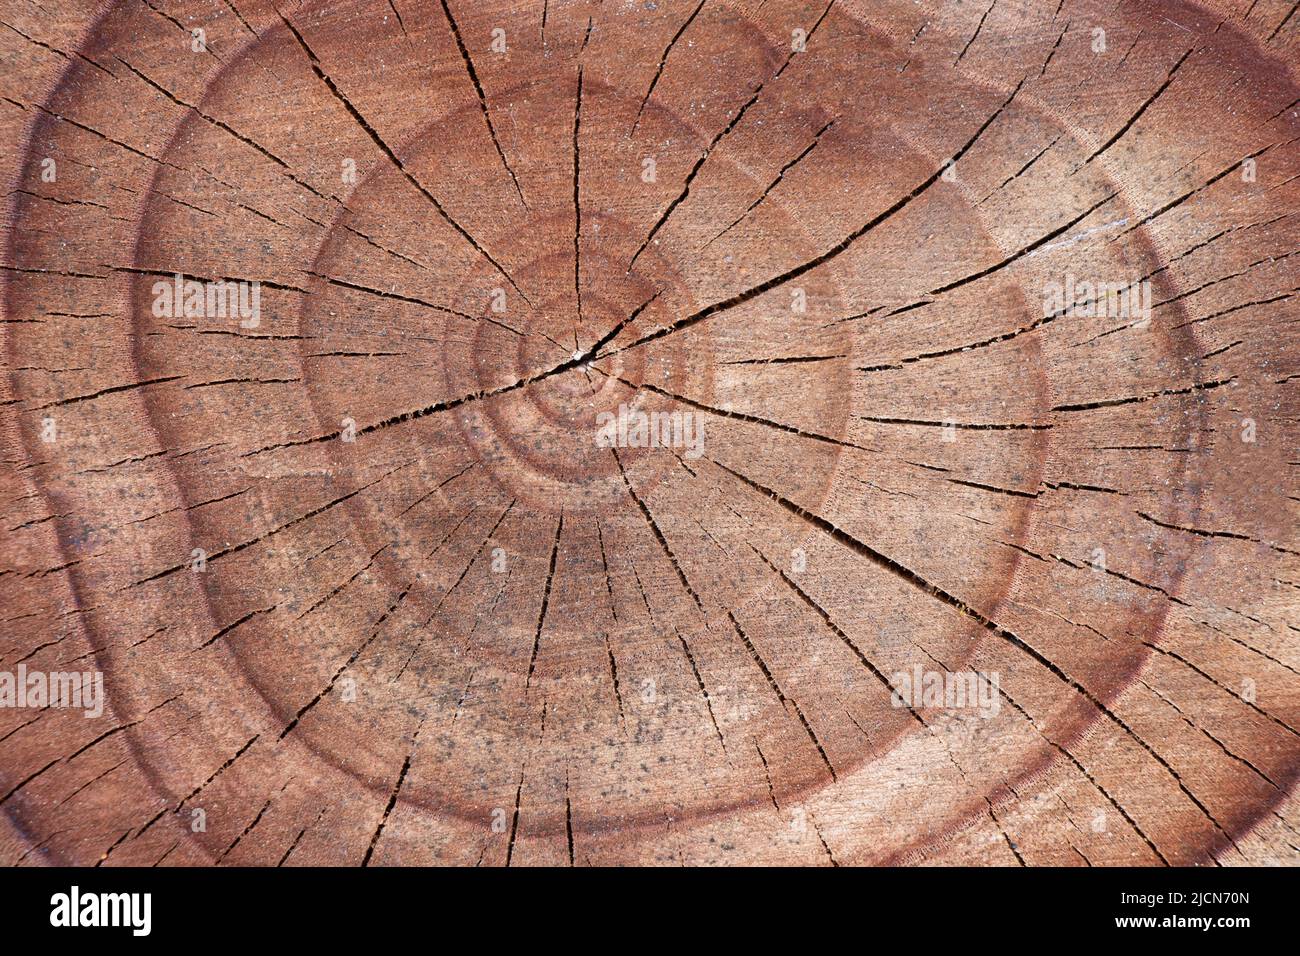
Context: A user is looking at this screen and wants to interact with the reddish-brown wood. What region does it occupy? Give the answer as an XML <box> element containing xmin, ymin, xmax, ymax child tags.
<box><xmin>1</xmin><ymin>0</ymin><xmax>1298</xmax><ymax>865</ymax></box>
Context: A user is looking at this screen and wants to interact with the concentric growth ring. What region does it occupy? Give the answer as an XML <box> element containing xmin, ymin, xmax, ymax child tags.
<box><xmin>1</xmin><ymin>0</ymin><xmax>1298</xmax><ymax>866</ymax></box>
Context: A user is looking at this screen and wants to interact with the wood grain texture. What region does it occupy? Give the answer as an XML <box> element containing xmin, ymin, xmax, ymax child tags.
<box><xmin>0</xmin><ymin>0</ymin><xmax>1298</xmax><ymax>867</ymax></box>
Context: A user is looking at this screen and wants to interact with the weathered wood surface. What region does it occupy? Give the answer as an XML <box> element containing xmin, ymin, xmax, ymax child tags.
<box><xmin>0</xmin><ymin>0</ymin><xmax>1297</xmax><ymax>866</ymax></box>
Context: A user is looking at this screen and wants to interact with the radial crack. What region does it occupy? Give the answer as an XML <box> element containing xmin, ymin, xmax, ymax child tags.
<box><xmin>275</xmin><ymin>8</ymin><xmax>530</xmax><ymax>304</ymax></box>
<box><xmin>630</xmin><ymin>0</ymin><xmax>708</xmax><ymax>135</ymax></box>
<box><xmin>438</xmin><ymin>0</ymin><xmax>528</xmax><ymax>207</ymax></box>
<box><xmin>602</xmin><ymin>77</ymin><xmax>1026</xmax><ymax>358</ymax></box>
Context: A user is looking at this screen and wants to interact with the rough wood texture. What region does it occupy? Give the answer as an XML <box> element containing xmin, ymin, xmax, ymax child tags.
<box><xmin>1</xmin><ymin>0</ymin><xmax>1298</xmax><ymax>867</ymax></box>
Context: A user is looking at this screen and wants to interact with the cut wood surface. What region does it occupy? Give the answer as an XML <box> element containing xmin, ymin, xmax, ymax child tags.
<box><xmin>1</xmin><ymin>0</ymin><xmax>1298</xmax><ymax>866</ymax></box>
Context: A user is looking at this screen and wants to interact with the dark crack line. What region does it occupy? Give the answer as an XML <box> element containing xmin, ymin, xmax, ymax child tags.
<box><xmin>217</xmin><ymin>782</ymin><xmax>288</xmax><ymax>864</ymax></box>
<box><xmin>438</xmin><ymin>0</ymin><xmax>528</xmax><ymax>207</ymax></box>
<box><xmin>954</xmin><ymin>0</ymin><xmax>996</xmax><ymax>65</ymax></box>
<box><xmin>277</xmin><ymin>807</ymin><xmax>326</xmax><ymax>866</ymax></box>
<box><xmin>749</xmin><ymin>545</ymin><xmax>926</xmax><ymax>728</ymax></box>
<box><xmin>123</xmin><ymin>732</ymin><xmax>261</xmax><ymax>855</ymax></box>
<box><xmin>504</xmin><ymin>770</ymin><xmax>524</xmax><ymax>866</ymax></box>
<box><xmin>704</xmin><ymin>118</ymin><xmax>836</xmax><ymax>248</ymax></box>
<box><xmin>129</xmin><ymin>464</ymin><xmax>407</xmax><ymax>586</ymax></box>
<box><xmin>308</xmin><ymin>271</ymin><xmax>529</xmax><ymax>338</ymax></box>
<box><xmin>630</xmin><ymin>0</ymin><xmax>708</xmax><ymax>135</ymax></box>
<box><xmin>572</xmin><ymin>65</ymin><xmax>585</xmax><ymax>348</ymax></box>
<box><xmin>977</xmin><ymin>134</ymin><xmax>1061</xmax><ymax>205</ymax></box>
<box><xmin>602</xmin><ymin>77</ymin><xmax>1025</xmax><ymax>359</ymax></box>
<box><xmin>601</xmin><ymin>369</ymin><xmax>875</xmax><ymax>453</ymax></box>
<box><xmin>1051</xmin><ymin>377</ymin><xmax>1234</xmax><ymax>413</ymax></box>
<box><xmin>854</xmin><ymin>414</ymin><xmax>1051</xmax><ymax>431</ymax></box>
<box><xmin>711</xmin><ymin>458</ymin><xmax>1242</xmax><ymax>851</ymax></box>
<box><xmin>239</xmin><ymin>342</ymin><xmax>602</xmax><ymax>457</ymax></box>
<box><xmin>603</xmin><ymin>633</ymin><xmax>626</xmax><ymax>727</ymax></box>
<box><xmin>30</xmin><ymin>375</ymin><xmax>183</xmax><ymax>412</ymax></box>
<box><xmin>361</xmin><ymin>717</ymin><xmax>427</xmax><ymax>865</ymax></box>
<box><xmin>525</xmin><ymin>515</ymin><xmax>563</xmax><ymax>689</ymax></box>
<box><xmin>630</xmin><ymin>1</ymin><xmax>836</xmax><ymax>268</ymax></box>
<box><xmin>612</xmin><ymin>449</ymin><xmax>705</xmax><ymax>613</ymax></box>
<box><xmin>1268</xmin><ymin>1</ymin><xmax>1299</xmax><ymax>40</ymax></box>
<box><xmin>918</xmin><ymin>190</ymin><xmax>1117</xmax><ymax>301</ymax></box>
<box><xmin>278</xmin><ymin>565</ymin><xmax>422</xmax><ymax>742</ymax></box>
<box><xmin>275</xmin><ymin>7</ymin><xmax>529</xmax><ymax>304</ymax></box>
<box><xmin>583</xmin><ymin>291</ymin><xmax>659</xmax><ymax>356</ymax></box>
<box><xmin>385</xmin><ymin>0</ymin><xmax>407</xmax><ymax>36</ymax></box>
<box><xmin>673</xmin><ymin>626</ymin><xmax>727</xmax><ymax>753</ymax></box>
<box><xmin>395</xmin><ymin>499</ymin><xmax>516</xmax><ymax>681</ymax></box>
<box><xmin>727</xmin><ymin>612</ymin><xmax>836</xmax><ymax>781</ymax></box>
<box><xmin>1</xmin><ymin>19</ymin><xmax>116</xmax><ymax>78</ymax></box>
<box><xmin>111</xmin><ymin>55</ymin><xmax>337</xmax><ymax>206</ymax></box>
<box><xmin>1112</xmin><ymin>142</ymin><xmax>1282</xmax><ymax>243</ymax></box>
<box><xmin>1079</xmin><ymin>46</ymin><xmax>1194</xmax><ymax>167</ymax></box>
